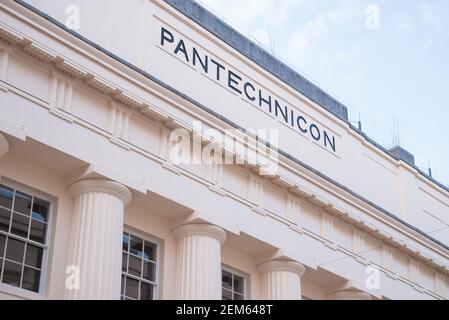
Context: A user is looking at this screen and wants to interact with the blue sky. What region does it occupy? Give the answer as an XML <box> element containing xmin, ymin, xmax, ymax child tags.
<box><xmin>197</xmin><ymin>0</ymin><xmax>449</xmax><ymax>186</ymax></box>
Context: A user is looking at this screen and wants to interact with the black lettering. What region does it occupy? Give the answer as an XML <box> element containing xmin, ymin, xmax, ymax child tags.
<box><xmin>275</xmin><ymin>100</ymin><xmax>288</xmax><ymax>124</ymax></box>
<box><xmin>244</xmin><ymin>82</ymin><xmax>256</xmax><ymax>101</ymax></box>
<box><xmin>290</xmin><ymin>109</ymin><xmax>295</xmax><ymax>127</ymax></box>
<box><xmin>211</xmin><ymin>59</ymin><xmax>225</xmax><ymax>81</ymax></box>
<box><xmin>296</xmin><ymin>115</ymin><xmax>308</xmax><ymax>133</ymax></box>
<box><xmin>228</xmin><ymin>70</ymin><xmax>242</xmax><ymax>94</ymax></box>
<box><xmin>310</xmin><ymin>123</ymin><xmax>321</xmax><ymax>141</ymax></box>
<box><xmin>258</xmin><ymin>90</ymin><xmax>272</xmax><ymax>113</ymax></box>
<box><xmin>174</xmin><ymin>39</ymin><xmax>189</xmax><ymax>62</ymax></box>
<box><xmin>324</xmin><ymin>130</ymin><xmax>336</xmax><ymax>152</ymax></box>
<box><xmin>160</xmin><ymin>27</ymin><xmax>174</xmax><ymax>46</ymax></box>
<box><xmin>192</xmin><ymin>47</ymin><xmax>208</xmax><ymax>73</ymax></box>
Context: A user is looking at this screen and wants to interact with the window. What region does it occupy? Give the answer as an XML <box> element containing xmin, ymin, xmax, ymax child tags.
<box><xmin>222</xmin><ymin>267</ymin><xmax>246</xmax><ymax>300</ymax></box>
<box><xmin>121</xmin><ymin>231</ymin><xmax>159</xmax><ymax>300</ymax></box>
<box><xmin>0</xmin><ymin>184</ymin><xmax>50</xmax><ymax>293</ymax></box>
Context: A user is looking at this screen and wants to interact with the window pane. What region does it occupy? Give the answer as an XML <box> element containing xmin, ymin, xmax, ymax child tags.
<box><xmin>31</xmin><ymin>198</ymin><xmax>49</xmax><ymax>222</ymax></box>
<box><xmin>128</xmin><ymin>255</ymin><xmax>142</xmax><ymax>277</ymax></box>
<box><xmin>129</xmin><ymin>235</ymin><xmax>143</xmax><ymax>257</ymax></box>
<box><xmin>121</xmin><ymin>275</ymin><xmax>125</xmax><ymax>295</ymax></box>
<box><xmin>121</xmin><ymin>232</ymin><xmax>158</xmax><ymax>300</ymax></box>
<box><xmin>0</xmin><ymin>207</ymin><xmax>11</xmax><ymax>232</ymax></box>
<box><xmin>25</xmin><ymin>244</ymin><xmax>43</xmax><ymax>268</ymax></box>
<box><xmin>123</xmin><ymin>296</ymin><xmax>135</xmax><ymax>300</ymax></box>
<box><xmin>143</xmin><ymin>241</ymin><xmax>157</xmax><ymax>261</ymax></box>
<box><xmin>122</xmin><ymin>252</ymin><xmax>128</xmax><ymax>272</ymax></box>
<box><xmin>30</xmin><ymin>220</ymin><xmax>46</xmax><ymax>244</ymax></box>
<box><xmin>0</xmin><ymin>186</ymin><xmax>50</xmax><ymax>295</ymax></box>
<box><xmin>234</xmin><ymin>293</ymin><xmax>244</xmax><ymax>300</ymax></box>
<box><xmin>125</xmin><ymin>277</ymin><xmax>139</xmax><ymax>299</ymax></box>
<box><xmin>222</xmin><ymin>270</ymin><xmax>232</xmax><ymax>290</ymax></box>
<box><xmin>13</xmin><ymin>191</ymin><xmax>32</xmax><ymax>216</ymax></box>
<box><xmin>21</xmin><ymin>267</ymin><xmax>40</xmax><ymax>292</ymax></box>
<box><xmin>233</xmin><ymin>274</ymin><xmax>244</xmax><ymax>294</ymax></box>
<box><xmin>11</xmin><ymin>213</ymin><xmax>29</xmax><ymax>238</ymax></box>
<box><xmin>0</xmin><ymin>185</ymin><xmax>13</xmax><ymax>209</ymax></box>
<box><xmin>142</xmin><ymin>260</ymin><xmax>156</xmax><ymax>282</ymax></box>
<box><xmin>0</xmin><ymin>234</ymin><xmax>5</xmax><ymax>257</ymax></box>
<box><xmin>6</xmin><ymin>238</ymin><xmax>25</xmax><ymax>263</ymax></box>
<box><xmin>222</xmin><ymin>288</ymin><xmax>232</xmax><ymax>300</ymax></box>
<box><xmin>122</xmin><ymin>233</ymin><xmax>130</xmax><ymax>251</ymax></box>
<box><xmin>140</xmin><ymin>282</ymin><xmax>154</xmax><ymax>300</ymax></box>
<box><xmin>2</xmin><ymin>260</ymin><xmax>22</xmax><ymax>287</ymax></box>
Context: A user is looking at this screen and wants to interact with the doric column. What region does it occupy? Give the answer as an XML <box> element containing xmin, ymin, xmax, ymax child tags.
<box><xmin>327</xmin><ymin>289</ymin><xmax>372</xmax><ymax>300</ymax></box>
<box><xmin>172</xmin><ymin>223</ymin><xmax>227</xmax><ymax>299</ymax></box>
<box><xmin>258</xmin><ymin>260</ymin><xmax>306</xmax><ymax>300</ymax></box>
<box><xmin>65</xmin><ymin>179</ymin><xmax>132</xmax><ymax>300</ymax></box>
<box><xmin>0</xmin><ymin>133</ymin><xmax>9</xmax><ymax>158</ymax></box>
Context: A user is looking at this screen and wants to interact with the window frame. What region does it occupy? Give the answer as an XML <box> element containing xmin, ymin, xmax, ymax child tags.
<box><xmin>121</xmin><ymin>226</ymin><xmax>162</xmax><ymax>300</ymax></box>
<box><xmin>221</xmin><ymin>264</ymin><xmax>249</xmax><ymax>300</ymax></box>
<box><xmin>0</xmin><ymin>178</ymin><xmax>54</xmax><ymax>297</ymax></box>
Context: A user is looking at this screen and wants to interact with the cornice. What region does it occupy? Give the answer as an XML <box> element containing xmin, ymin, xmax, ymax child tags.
<box><xmin>0</xmin><ymin>1</ymin><xmax>448</xmax><ymax>279</ymax></box>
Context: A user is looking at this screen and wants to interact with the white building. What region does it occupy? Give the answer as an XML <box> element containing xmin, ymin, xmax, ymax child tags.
<box><xmin>0</xmin><ymin>0</ymin><xmax>448</xmax><ymax>300</ymax></box>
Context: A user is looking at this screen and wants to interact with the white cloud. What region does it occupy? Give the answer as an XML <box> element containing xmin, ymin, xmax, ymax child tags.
<box><xmin>393</xmin><ymin>13</ymin><xmax>414</xmax><ymax>31</ymax></box>
<box><xmin>284</xmin><ymin>4</ymin><xmax>359</xmax><ymax>66</ymax></box>
<box><xmin>335</xmin><ymin>44</ymin><xmax>360</xmax><ymax>65</ymax></box>
<box><xmin>417</xmin><ymin>1</ymin><xmax>444</xmax><ymax>31</ymax></box>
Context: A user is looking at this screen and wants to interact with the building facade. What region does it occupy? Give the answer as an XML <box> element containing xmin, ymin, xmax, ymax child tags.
<box><xmin>0</xmin><ymin>0</ymin><xmax>448</xmax><ymax>300</ymax></box>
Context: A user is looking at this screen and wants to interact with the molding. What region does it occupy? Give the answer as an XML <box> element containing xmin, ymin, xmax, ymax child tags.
<box><xmin>0</xmin><ymin>82</ymin><xmax>8</xmax><ymax>92</ymax></box>
<box><xmin>0</xmin><ymin>33</ymin><xmax>447</xmax><ymax>277</ymax></box>
<box><xmin>48</xmin><ymin>108</ymin><xmax>73</xmax><ymax>123</ymax></box>
<box><xmin>158</xmin><ymin>0</ymin><xmax>449</xmax><ymax>197</ymax></box>
<box><xmin>0</xmin><ymin>1</ymin><xmax>448</xmax><ymax>285</ymax></box>
<box><xmin>0</xmin><ymin>283</ymin><xmax>48</xmax><ymax>300</ymax></box>
<box><xmin>162</xmin><ymin>0</ymin><xmax>349</xmax><ymax>122</ymax></box>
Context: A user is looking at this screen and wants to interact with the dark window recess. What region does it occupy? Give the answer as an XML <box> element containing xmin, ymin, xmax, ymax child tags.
<box><xmin>121</xmin><ymin>231</ymin><xmax>158</xmax><ymax>300</ymax></box>
<box><xmin>0</xmin><ymin>185</ymin><xmax>48</xmax><ymax>293</ymax></box>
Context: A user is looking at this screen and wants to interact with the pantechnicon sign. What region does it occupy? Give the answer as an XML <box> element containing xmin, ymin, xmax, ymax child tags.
<box><xmin>159</xmin><ymin>25</ymin><xmax>338</xmax><ymax>154</ymax></box>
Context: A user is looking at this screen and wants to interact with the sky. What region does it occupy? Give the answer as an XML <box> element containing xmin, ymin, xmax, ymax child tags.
<box><xmin>196</xmin><ymin>0</ymin><xmax>449</xmax><ymax>187</ymax></box>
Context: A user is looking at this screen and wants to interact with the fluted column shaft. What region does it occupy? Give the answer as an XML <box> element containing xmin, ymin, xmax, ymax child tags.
<box><xmin>258</xmin><ymin>260</ymin><xmax>306</xmax><ymax>300</ymax></box>
<box><xmin>65</xmin><ymin>179</ymin><xmax>132</xmax><ymax>300</ymax></box>
<box><xmin>173</xmin><ymin>223</ymin><xmax>227</xmax><ymax>300</ymax></box>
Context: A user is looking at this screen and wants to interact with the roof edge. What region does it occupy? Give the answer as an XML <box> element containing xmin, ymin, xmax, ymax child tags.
<box><xmin>9</xmin><ymin>0</ymin><xmax>449</xmax><ymax>252</ymax></box>
<box><xmin>163</xmin><ymin>0</ymin><xmax>349</xmax><ymax>122</ymax></box>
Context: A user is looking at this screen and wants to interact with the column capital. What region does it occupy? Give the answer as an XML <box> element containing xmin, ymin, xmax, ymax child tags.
<box><xmin>258</xmin><ymin>260</ymin><xmax>306</xmax><ymax>277</ymax></box>
<box><xmin>69</xmin><ymin>178</ymin><xmax>132</xmax><ymax>205</ymax></box>
<box><xmin>172</xmin><ymin>223</ymin><xmax>227</xmax><ymax>244</ymax></box>
<box><xmin>0</xmin><ymin>133</ymin><xmax>9</xmax><ymax>158</ymax></box>
<box><xmin>327</xmin><ymin>289</ymin><xmax>372</xmax><ymax>300</ymax></box>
